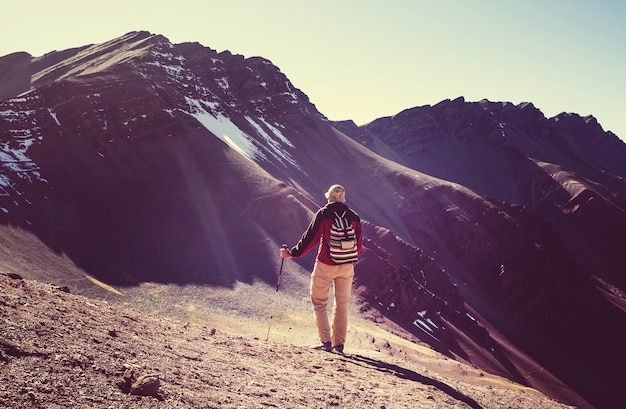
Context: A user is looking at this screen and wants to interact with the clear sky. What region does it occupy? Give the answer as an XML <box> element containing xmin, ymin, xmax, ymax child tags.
<box><xmin>2</xmin><ymin>1</ymin><xmax>625</xmax><ymax>140</ymax></box>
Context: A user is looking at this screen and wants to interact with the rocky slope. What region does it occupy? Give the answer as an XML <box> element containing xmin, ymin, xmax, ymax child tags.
<box><xmin>0</xmin><ymin>272</ymin><xmax>574</xmax><ymax>409</ymax></box>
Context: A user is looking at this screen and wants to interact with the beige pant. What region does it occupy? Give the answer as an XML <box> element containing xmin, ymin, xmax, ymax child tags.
<box><xmin>310</xmin><ymin>261</ymin><xmax>354</xmax><ymax>346</ymax></box>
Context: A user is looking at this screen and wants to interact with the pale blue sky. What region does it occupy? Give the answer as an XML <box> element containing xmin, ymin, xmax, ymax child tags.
<box><xmin>2</xmin><ymin>1</ymin><xmax>624</xmax><ymax>140</ymax></box>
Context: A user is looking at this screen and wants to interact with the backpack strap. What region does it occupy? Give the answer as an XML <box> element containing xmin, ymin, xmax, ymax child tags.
<box><xmin>334</xmin><ymin>211</ymin><xmax>349</xmax><ymax>237</ymax></box>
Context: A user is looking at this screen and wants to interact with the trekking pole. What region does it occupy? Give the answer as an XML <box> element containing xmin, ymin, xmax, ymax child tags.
<box><xmin>266</xmin><ymin>245</ymin><xmax>288</xmax><ymax>341</ymax></box>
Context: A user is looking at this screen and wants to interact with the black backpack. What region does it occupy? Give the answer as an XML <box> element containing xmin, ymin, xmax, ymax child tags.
<box><xmin>328</xmin><ymin>211</ymin><xmax>358</xmax><ymax>264</ymax></box>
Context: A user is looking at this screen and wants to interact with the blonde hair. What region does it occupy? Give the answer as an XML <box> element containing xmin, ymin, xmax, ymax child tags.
<box><xmin>324</xmin><ymin>184</ymin><xmax>346</xmax><ymax>202</ymax></box>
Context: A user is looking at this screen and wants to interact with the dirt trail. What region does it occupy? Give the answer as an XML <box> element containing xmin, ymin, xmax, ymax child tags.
<box><xmin>0</xmin><ymin>273</ymin><xmax>573</xmax><ymax>408</ymax></box>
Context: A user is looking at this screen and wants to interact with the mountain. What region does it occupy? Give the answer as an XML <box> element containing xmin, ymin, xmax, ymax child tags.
<box><xmin>1</xmin><ymin>31</ymin><xmax>625</xmax><ymax>408</ymax></box>
<box><xmin>335</xmin><ymin>98</ymin><xmax>626</xmax><ymax>289</ymax></box>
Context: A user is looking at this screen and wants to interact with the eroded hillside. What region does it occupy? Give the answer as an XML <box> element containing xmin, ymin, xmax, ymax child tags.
<box><xmin>0</xmin><ymin>272</ymin><xmax>573</xmax><ymax>409</ymax></box>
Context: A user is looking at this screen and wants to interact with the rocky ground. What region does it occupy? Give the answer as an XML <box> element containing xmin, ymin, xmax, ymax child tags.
<box><xmin>0</xmin><ymin>272</ymin><xmax>574</xmax><ymax>408</ymax></box>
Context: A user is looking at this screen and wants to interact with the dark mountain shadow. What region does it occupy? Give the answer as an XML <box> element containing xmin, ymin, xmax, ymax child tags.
<box><xmin>2</xmin><ymin>124</ymin><xmax>295</xmax><ymax>287</ymax></box>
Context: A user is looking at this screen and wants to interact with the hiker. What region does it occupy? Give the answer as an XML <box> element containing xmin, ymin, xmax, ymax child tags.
<box><xmin>280</xmin><ymin>184</ymin><xmax>363</xmax><ymax>353</ymax></box>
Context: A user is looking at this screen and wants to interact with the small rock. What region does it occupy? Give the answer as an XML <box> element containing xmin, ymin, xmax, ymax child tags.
<box><xmin>131</xmin><ymin>374</ymin><xmax>160</xmax><ymax>397</ymax></box>
<box><xmin>116</xmin><ymin>368</ymin><xmax>135</xmax><ymax>394</ymax></box>
<box><xmin>6</xmin><ymin>273</ymin><xmax>23</xmax><ymax>280</ymax></box>
<box><xmin>108</xmin><ymin>329</ymin><xmax>118</xmax><ymax>337</ymax></box>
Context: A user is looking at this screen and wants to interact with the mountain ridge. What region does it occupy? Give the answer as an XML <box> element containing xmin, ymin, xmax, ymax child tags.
<box><xmin>1</xmin><ymin>31</ymin><xmax>625</xmax><ymax>408</ymax></box>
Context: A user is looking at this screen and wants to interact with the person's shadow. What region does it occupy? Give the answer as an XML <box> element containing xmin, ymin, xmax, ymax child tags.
<box><xmin>339</xmin><ymin>353</ymin><xmax>484</xmax><ymax>409</ymax></box>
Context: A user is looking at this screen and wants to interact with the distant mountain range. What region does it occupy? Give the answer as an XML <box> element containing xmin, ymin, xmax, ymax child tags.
<box><xmin>1</xmin><ymin>31</ymin><xmax>625</xmax><ymax>409</ymax></box>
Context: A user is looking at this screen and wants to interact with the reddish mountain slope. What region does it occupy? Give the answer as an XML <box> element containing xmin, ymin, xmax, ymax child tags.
<box><xmin>2</xmin><ymin>31</ymin><xmax>625</xmax><ymax>408</ymax></box>
<box><xmin>337</xmin><ymin>98</ymin><xmax>626</xmax><ymax>289</ymax></box>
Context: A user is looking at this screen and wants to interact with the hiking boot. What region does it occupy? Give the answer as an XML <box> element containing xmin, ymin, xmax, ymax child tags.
<box><xmin>333</xmin><ymin>344</ymin><xmax>344</xmax><ymax>354</ymax></box>
<box><xmin>311</xmin><ymin>341</ymin><xmax>333</xmax><ymax>352</ymax></box>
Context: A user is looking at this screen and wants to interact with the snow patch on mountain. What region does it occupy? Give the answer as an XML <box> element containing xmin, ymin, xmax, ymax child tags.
<box><xmin>48</xmin><ymin>108</ymin><xmax>61</xmax><ymax>126</ymax></box>
<box><xmin>413</xmin><ymin>310</ymin><xmax>442</xmax><ymax>342</ymax></box>
<box><xmin>245</xmin><ymin>116</ymin><xmax>300</xmax><ymax>169</ymax></box>
<box><xmin>0</xmin><ymin>97</ymin><xmax>49</xmax><ymax>198</ymax></box>
<box><xmin>184</xmin><ymin>97</ymin><xmax>262</xmax><ymax>160</ymax></box>
<box><xmin>183</xmin><ymin>97</ymin><xmax>300</xmax><ymax>169</ymax></box>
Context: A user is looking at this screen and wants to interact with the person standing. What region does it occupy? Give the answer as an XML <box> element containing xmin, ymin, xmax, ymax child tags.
<box><xmin>280</xmin><ymin>184</ymin><xmax>363</xmax><ymax>353</ymax></box>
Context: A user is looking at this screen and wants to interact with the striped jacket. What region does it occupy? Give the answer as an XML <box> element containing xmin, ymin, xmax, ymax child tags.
<box><xmin>289</xmin><ymin>201</ymin><xmax>362</xmax><ymax>265</ymax></box>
